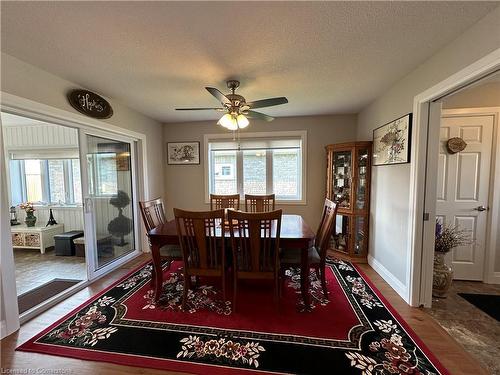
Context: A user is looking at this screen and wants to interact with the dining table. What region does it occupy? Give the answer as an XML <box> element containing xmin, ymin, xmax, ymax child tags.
<box><xmin>147</xmin><ymin>214</ymin><xmax>316</xmax><ymax>311</ymax></box>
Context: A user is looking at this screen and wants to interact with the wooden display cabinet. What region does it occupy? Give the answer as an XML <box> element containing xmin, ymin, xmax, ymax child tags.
<box><xmin>326</xmin><ymin>142</ymin><xmax>372</xmax><ymax>263</ymax></box>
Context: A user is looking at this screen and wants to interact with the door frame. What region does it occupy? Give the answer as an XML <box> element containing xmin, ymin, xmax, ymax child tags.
<box><xmin>79</xmin><ymin>127</ymin><xmax>141</xmax><ymax>280</ymax></box>
<box><xmin>407</xmin><ymin>48</ymin><xmax>500</xmax><ymax>307</ymax></box>
<box><xmin>0</xmin><ymin>92</ymin><xmax>151</xmax><ymax>326</ymax></box>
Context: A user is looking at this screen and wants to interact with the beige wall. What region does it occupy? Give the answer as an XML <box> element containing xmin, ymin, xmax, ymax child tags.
<box><xmin>0</xmin><ymin>53</ymin><xmax>165</xmax><ymax>200</ymax></box>
<box><xmin>163</xmin><ymin>114</ymin><xmax>358</xmax><ymax>229</ymax></box>
<box><xmin>443</xmin><ymin>81</ymin><xmax>500</xmax><ymax>108</ymax></box>
<box><xmin>356</xmin><ymin>6</ymin><xmax>500</xmax><ymax>293</ymax></box>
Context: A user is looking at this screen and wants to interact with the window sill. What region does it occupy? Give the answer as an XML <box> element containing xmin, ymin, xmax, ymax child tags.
<box><xmin>31</xmin><ymin>204</ymin><xmax>83</xmax><ymax>209</ymax></box>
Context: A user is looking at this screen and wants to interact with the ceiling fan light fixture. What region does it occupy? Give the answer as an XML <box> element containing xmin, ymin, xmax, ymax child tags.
<box><xmin>218</xmin><ymin>113</ymin><xmax>238</xmax><ymax>130</ymax></box>
<box><xmin>236</xmin><ymin>114</ymin><xmax>249</xmax><ymax>129</ymax></box>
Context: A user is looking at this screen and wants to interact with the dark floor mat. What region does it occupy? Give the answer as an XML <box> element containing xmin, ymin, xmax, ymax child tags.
<box><xmin>18</xmin><ymin>279</ymin><xmax>82</xmax><ymax>314</ymax></box>
<box><xmin>458</xmin><ymin>293</ymin><xmax>500</xmax><ymax>322</ymax></box>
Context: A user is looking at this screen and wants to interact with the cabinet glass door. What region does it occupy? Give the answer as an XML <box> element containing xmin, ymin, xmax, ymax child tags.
<box><xmin>355</xmin><ymin>148</ymin><xmax>369</xmax><ymax>211</ymax></box>
<box><xmin>332</xmin><ymin>214</ymin><xmax>350</xmax><ymax>253</ymax></box>
<box><xmin>333</xmin><ymin>151</ymin><xmax>352</xmax><ymax>208</ymax></box>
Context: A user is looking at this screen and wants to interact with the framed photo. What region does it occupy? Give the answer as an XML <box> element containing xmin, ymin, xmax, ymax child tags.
<box><xmin>167</xmin><ymin>142</ymin><xmax>200</xmax><ymax>165</ymax></box>
<box><xmin>373</xmin><ymin>113</ymin><xmax>412</xmax><ymax>166</ymax></box>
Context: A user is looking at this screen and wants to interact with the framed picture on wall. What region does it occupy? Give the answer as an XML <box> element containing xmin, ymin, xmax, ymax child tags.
<box><xmin>167</xmin><ymin>142</ymin><xmax>200</xmax><ymax>165</ymax></box>
<box><xmin>373</xmin><ymin>113</ymin><xmax>412</xmax><ymax>166</ymax></box>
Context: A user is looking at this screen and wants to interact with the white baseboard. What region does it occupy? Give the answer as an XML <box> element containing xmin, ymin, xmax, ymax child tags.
<box><xmin>368</xmin><ymin>254</ymin><xmax>409</xmax><ymax>303</ymax></box>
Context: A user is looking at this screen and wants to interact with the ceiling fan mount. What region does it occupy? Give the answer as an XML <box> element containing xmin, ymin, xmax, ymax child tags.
<box><xmin>175</xmin><ymin>79</ymin><xmax>288</xmax><ymax>123</ymax></box>
<box><xmin>226</xmin><ymin>79</ymin><xmax>240</xmax><ymax>92</ymax></box>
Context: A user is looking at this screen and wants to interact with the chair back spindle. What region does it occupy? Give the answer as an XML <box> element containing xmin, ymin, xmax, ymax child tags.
<box><xmin>210</xmin><ymin>194</ymin><xmax>240</xmax><ymax>211</ymax></box>
<box><xmin>244</xmin><ymin>194</ymin><xmax>276</xmax><ymax>213</ymax></box>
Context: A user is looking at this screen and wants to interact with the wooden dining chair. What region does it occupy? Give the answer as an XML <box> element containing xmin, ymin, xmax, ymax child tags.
<box><xmin>228</xmin><ymin>209</ymin><xmax>282</xmax><ymax>311</ymax></box>
<box><xmin>174</xmin><ymin>208</ymin><xmax>226</xmax><ymax>311</ymax></box>
<box><xmin>244</xmin><ymin>194</ymin><xmax>276</xmax><ymax>212</ymax></box>
<box><xmin>210</xmin><ymin>194</ymin><xmax>240</xmax><ymax>211</ymax></box>
<box><xmin>280</xmin><ymin>198</ymin><xmax>338</xmax><ymax>300</ymax></box>
<box><xmin>139</xmin><ymin>198</ymin><xmax>182</xmax><ymax>270</ymax></box>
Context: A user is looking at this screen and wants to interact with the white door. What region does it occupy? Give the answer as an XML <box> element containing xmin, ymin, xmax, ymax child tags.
<box><xmin>436</xmin><ymin>114</ymin><xmax>494</xmax><ymax>280</ymax></box>
<box><xmin>79</xmin><ymin>130</ymin><xmax>140</xmax><ymax>280</ymax></box>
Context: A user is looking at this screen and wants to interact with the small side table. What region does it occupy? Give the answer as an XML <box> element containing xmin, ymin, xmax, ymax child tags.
<box><xmin>11</xmin><ymin>224</ymin><xmax>64</xmax><ymax>254</ymax></box>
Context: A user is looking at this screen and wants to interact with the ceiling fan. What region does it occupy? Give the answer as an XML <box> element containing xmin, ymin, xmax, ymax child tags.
<box><xmin>175</xmin><ymin>80</ymin><xmax>288</xmax><ymax>130</ymax></box>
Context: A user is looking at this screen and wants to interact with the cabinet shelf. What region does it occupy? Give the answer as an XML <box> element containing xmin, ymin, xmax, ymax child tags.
<box><xmin>326</xmin><ymin>141</ymin><xmax>372</xmax><ymax>263</ymax></box>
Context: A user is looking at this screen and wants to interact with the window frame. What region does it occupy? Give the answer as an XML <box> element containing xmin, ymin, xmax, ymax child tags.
<box><xmin>204</xmin><ymin>130</ymin><xmax>307</xmax><ymax>205</ymax></box>
<box><xmin>10</xmin><ymin>158</ymin><xmax>83</xmax><ymax>206</ymax></box>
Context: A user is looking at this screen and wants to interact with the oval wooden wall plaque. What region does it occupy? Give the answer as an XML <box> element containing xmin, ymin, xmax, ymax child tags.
<box><xmin>67</xmin><ymin>89</ymin><xmax>113</xmax><ymax>119</ymax></box>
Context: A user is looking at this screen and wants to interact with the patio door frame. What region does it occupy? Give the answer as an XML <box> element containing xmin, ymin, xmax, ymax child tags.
<box><xmin>79</xmin><ymin>128</ymin><xmax>141</xmax><ymax>280</ymax></box>
<box><xmin>0</xmin><ymin>92</ymin><xmax>150</xmax><ymax>325</ymax></box>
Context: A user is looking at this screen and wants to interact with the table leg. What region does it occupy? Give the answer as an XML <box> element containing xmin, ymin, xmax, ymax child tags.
<box><xmin>301</xmin><ymin>246</ymin><xmax>312</xmax><ymax>312</ymax></box>
<box><xmin>151</xmin><ymin>241</ymin><xmax>163</xmax><ymax>302</ymax></box>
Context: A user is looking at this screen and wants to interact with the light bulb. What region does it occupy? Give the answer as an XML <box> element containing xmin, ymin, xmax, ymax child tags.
<box><xmin>218</xmin><ymin>114</ymin><xmax>233</xmax><ymax>128</ymax></box>
<box><xmin>218</xmin><ymin>113</ymin><xmax>239</xmax><ymax>130</ymax></box>
<box><xmin>236</xmin><ymin>114</ymin><xmax>249</xmax><ymax>129</ymax></box>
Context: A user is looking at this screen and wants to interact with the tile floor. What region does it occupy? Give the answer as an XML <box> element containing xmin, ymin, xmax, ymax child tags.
<box><xmin>425</xmin><ymin>280</ymin><xmax>500</xmax><ymax>375</ymax></box>
<box><xmin>14</xmin><ymin>247</ymin><xmax>87</xmax><ymax>295</ymax></box>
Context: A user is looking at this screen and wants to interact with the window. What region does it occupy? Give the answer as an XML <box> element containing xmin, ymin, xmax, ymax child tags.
<box><xmin>207</xmin><ymin>132</ymin><xmax>305</xmax><ymax>202</ymax></box>
<box><xmin>24</xmin><ymin>160</ymin><xmax>44</xmax><ymax>202</ymax></box>
<box><xmin>9</xmin><ymin>159</ymin><xmax>83</xmax><ymax>205</ymax></box>
<box><xmin>95</xmin><ymin>153</ymin><xmax>118</xmax><ymax>195</ymax></box>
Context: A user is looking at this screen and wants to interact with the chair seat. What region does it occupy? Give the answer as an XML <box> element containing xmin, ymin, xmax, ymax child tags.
<box><xmin>280</xmin><ymin>246</ymin><xmax>321</xmax><ymax>265</ymax></box>
<box><xmin>159</xmin><ymin>244</ymin><xmax>182</xmax><ymax>258</ymax></box>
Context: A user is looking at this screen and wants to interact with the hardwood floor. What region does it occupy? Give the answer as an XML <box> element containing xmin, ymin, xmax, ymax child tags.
<box><xmin>1</xmin><ymin>255</ymin><xmax>488</xmax><ymax>375</ymax></box>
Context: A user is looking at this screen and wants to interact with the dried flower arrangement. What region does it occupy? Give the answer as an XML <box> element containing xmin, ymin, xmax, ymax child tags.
<box><xmin>434</xmin><ymin>220</ymin><xmax>473</xmax><ymax>253</ymax></box>
<box><xmin>19</xmin><ymin>202</ymin><xmax>36</xmax><ymax>214</ymax></box>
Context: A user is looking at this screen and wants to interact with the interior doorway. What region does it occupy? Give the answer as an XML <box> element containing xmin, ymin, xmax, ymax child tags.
<box><xmin>424</xmin><ymin>71</ymin><xmax>500</xmax><ymax>375</ymax></box>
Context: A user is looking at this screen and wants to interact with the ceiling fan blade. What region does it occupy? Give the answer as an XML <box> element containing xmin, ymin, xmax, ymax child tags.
<box><xmin>175</xmin><ymin>107</ymin><xmax>225</xmax><ymax>111</ymax></box>
<box><xmin>247</xmin><ymin>97</ymin><xmax>288</xmax><ymax>109</ymax></box>
<box><xmin>205</xmin><ymin>87</ymin><xmax>232</xmax><ymax>106</ymax></box>
<box><xmin>246</xmin><ymin>110</ymin><xmax>274</xmax><ymax>122</ymax></box>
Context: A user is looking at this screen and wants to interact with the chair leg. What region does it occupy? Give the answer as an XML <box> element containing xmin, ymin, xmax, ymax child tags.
<box><xmin>150</xmin><ymin>263</ymin><xmax>156</xmax><ymax>288</ymax></box>
<box><xmin>182</xmin><ymin>274</ymin><xmax>190</xmax><ymax>311</ymax></box>
<box><xmin>279</xmin><ymin>268</ymin><xmax>285</xmax><ymax>298</ymax></box>
<box><xmin>232</xmin><ymin>276</ymin><xmax>237</xmax><ymax>313</ymax></box>
<box><xmin>275</xmin><ymin>274</ymin><xmax>280</xmax><ymax>311</ymax></box>
<box><xmin>320</xmin><ymin>267</ymin><xmax>328</xmax><ymax>300</ymax></box>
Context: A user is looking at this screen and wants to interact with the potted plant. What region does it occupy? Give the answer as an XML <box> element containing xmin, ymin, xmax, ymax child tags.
<box><xmin>20</xmin><ymin>202</ymin><xmax>36</xmax><ymax>227</ymax></box>
<box><xmin>432</xmin><ymin>221</ymin><xmax>472</xmax><ymax>298</ymax></box>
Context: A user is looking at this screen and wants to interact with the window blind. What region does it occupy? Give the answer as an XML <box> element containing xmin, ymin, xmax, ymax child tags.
<box><xmin>208</xmin><ymin>137</ymin><xmax>301</xmax><ymax>151</ymax></box>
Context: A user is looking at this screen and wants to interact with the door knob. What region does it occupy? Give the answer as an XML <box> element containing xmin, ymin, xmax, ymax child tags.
<box><xmin>474</xmin><ymin>205</ymin><xmax>487</xmax><ymax>212</ymax></box>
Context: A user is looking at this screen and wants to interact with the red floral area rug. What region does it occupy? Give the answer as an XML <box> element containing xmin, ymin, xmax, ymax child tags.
<box><xmin>18</xmin><ymin>258</ymin><xmax>449</xmax><ymax>375</ymax></box>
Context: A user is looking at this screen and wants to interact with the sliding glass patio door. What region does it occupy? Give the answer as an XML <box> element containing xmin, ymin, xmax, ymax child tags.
<box><xmin>79</xmin><ymin>131</ymin><xmax>140</xmax><ymax>279</ymax></box>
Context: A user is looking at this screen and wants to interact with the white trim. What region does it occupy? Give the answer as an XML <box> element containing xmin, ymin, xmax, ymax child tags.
<box><xmin>203</xmin><ymin>130</ymin><xmax>308</xmax><ymax>205</ymax></box>
<box><xmin>368</xmin><ymin>254</ymin><xmax>409</xmax><ymax>301</ymax></box>
<box><xmin>408</xmin><ymin>48</ymin><xmax>500</xmax><ymax>307</ymax></box>
<box><xmin>0</xmin><ymin>118</ymin><xmax>20</xmax><ymax>338</ymax></box>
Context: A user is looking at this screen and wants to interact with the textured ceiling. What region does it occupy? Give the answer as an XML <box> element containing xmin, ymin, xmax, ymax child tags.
<box><xmin>1</xmin><ymin>2</ymin><xmax>498</xmax><ymax>123</ymax></box>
